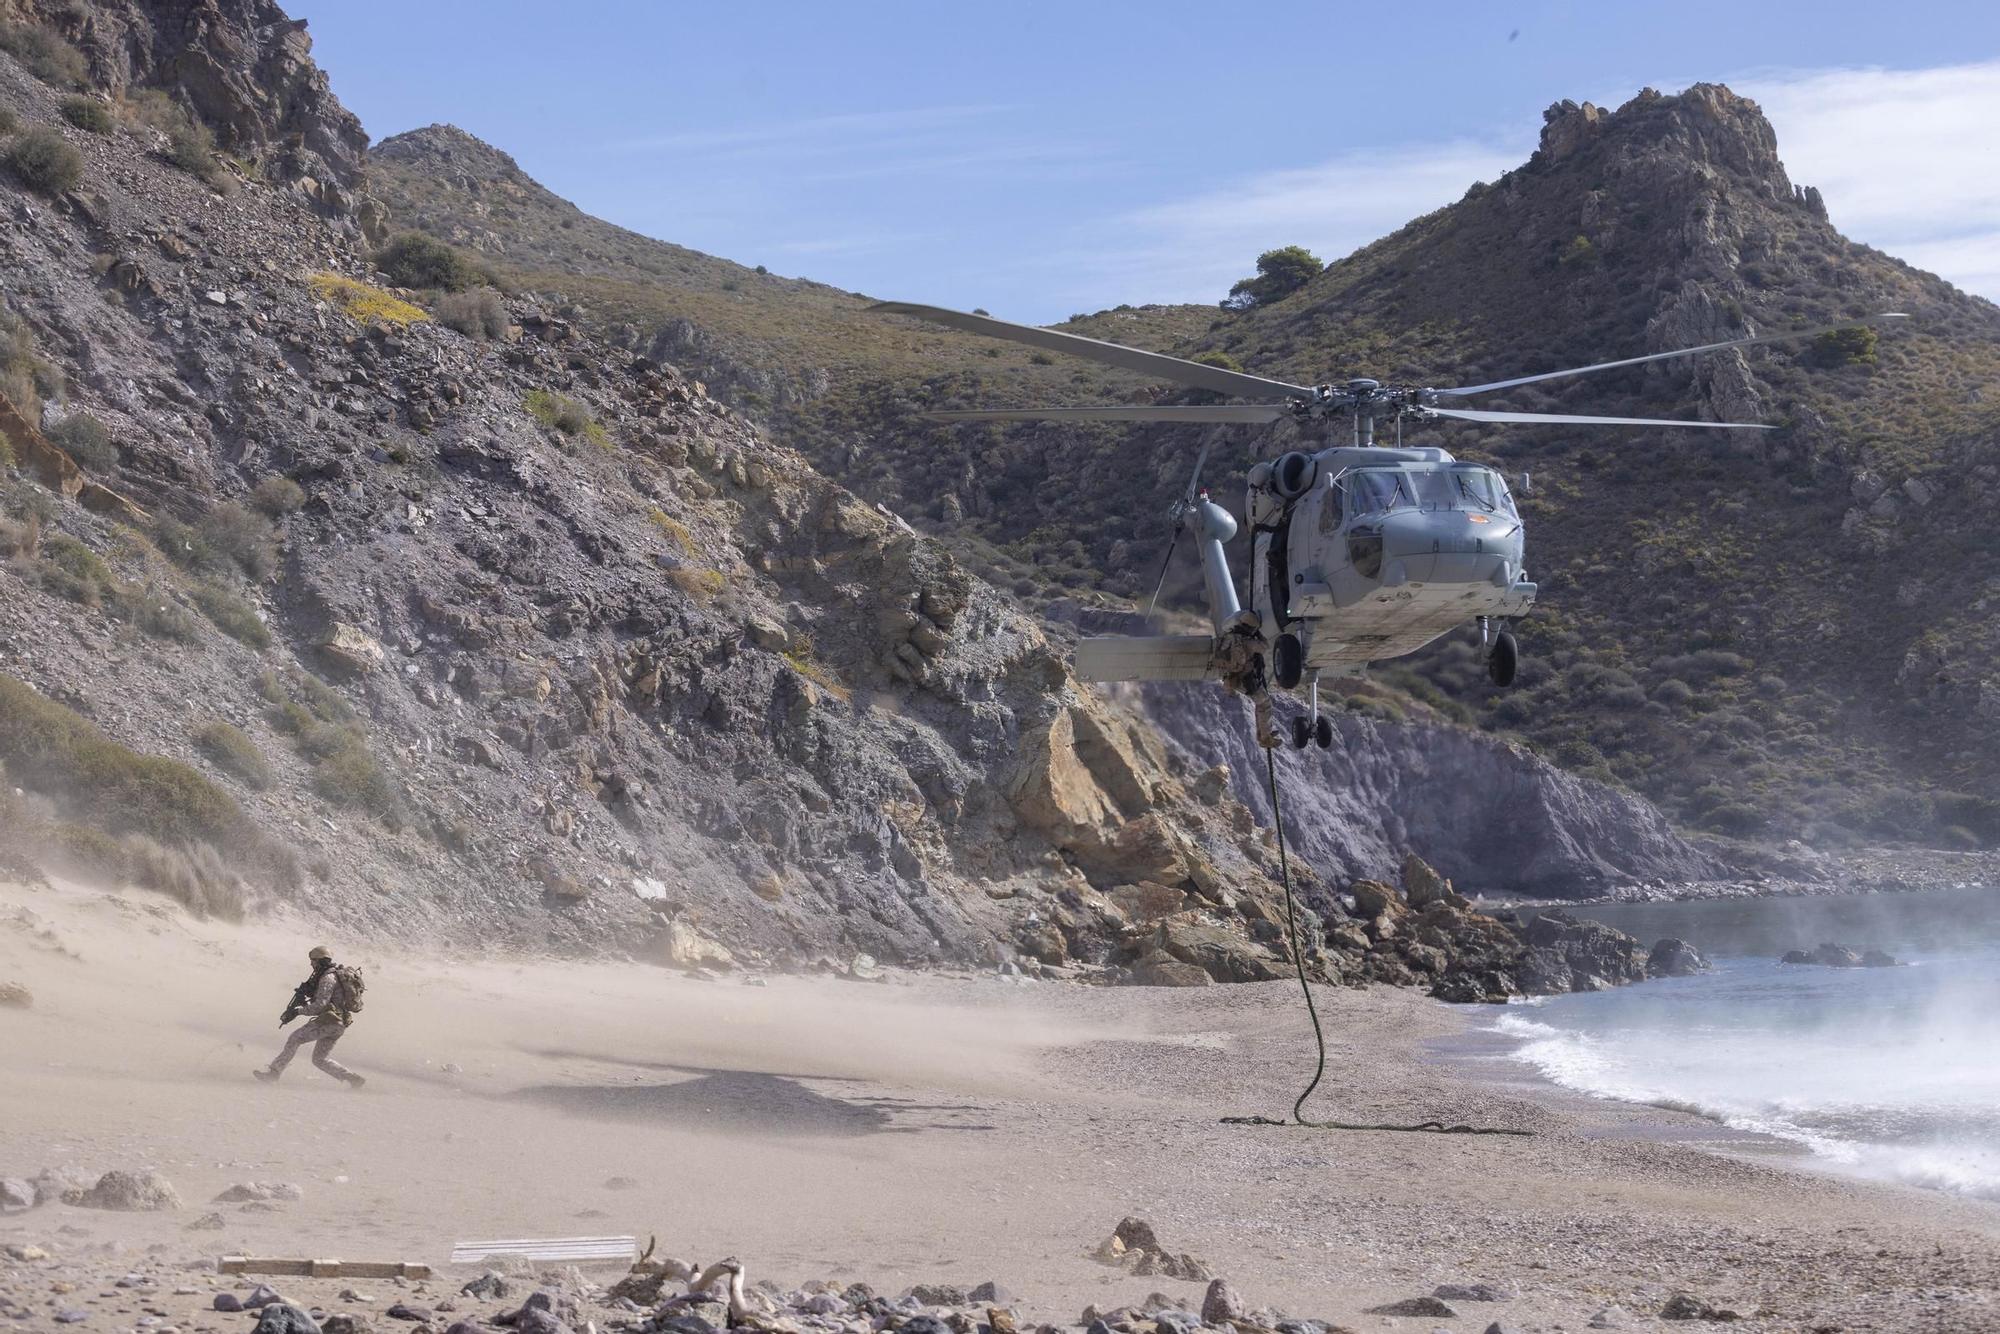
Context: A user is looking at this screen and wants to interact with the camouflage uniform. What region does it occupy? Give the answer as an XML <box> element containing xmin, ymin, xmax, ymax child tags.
<box><xmin>1211</xmin><ymin>624</ymin><xmax>1282</xmax><ymax>749</ymax></box>
<box><xmin>262</xmin><ymin>967</ymin><xmax>360</xmax><ymax>1084</ymax></box>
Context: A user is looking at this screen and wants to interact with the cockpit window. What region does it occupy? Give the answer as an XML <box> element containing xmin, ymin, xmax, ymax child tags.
<box><xmin>1345</xmin><ymin>466</ymin><xmax>1516</xmax><ymax>519</ymax></box>
<box><xmin>1347</xmin><ymin>469</ymin><xmax>1410</xmax><ymax>515</ymax></box>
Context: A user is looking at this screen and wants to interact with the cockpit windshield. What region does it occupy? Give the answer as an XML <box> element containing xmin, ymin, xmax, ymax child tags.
<box><xmin>1345</xmin><ymin>465</ymin><xmax>1516</xmax><ymax>519</ymax></box>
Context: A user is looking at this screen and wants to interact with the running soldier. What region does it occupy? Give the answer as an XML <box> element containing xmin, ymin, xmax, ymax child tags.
<box><xmin>254</xmin><ymin>945</ymin><xmax>366</xmax><ymax>1088</ymax></box>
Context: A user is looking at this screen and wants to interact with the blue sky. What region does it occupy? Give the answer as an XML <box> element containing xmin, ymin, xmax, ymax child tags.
<box><xmin>294</xmin><ymin>1</ymin><xmax>2000</xmax><ymax>323</ymax></box>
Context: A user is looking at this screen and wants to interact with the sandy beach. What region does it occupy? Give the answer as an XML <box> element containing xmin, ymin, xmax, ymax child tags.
<box><xmin>4</xmin><ymin>874</ymin><xmax>1999</xmax><ymax>1333</ymax></box>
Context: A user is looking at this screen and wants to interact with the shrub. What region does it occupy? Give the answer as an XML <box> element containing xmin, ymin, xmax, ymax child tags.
<box><xmin>37</xmin><ymin>532</ymin><xmax>113</xmax><ymax>605</ymax></box>
<box><xmin>435</xmin><ymin>287</ymin><xmax>507</xmax><ymax>339</ymax></box>
<box><xmin>1556</xmin><ymin>235</ymin><xmax>1597</xmax><ymax>268</ymax></box>
<box><xmin>47</xmin><ymin>413</ymin><xmax>116</xmax><ymax>469</ymax></box>
<box><xmin>307</xmin><ymin>726</ymin><xmax>402</xmax><ymax>821</ymax></box>
<box><xmin>307</xmin><ymin>272</ymin><xmax>429</xmax><ymax>327</ymax></box>
<box><xmin>0</xmin><ymin>674</ymin><xmax>249</xmax><ymax>850</ymax></box>
<box><xmin>58</xmin><ymin>96</ymin><xmax>113</xmax><ymax>134</ymax></box>
<box><xmin>122</xmin><ymin>835</ymin><xmax>245</xmax><ymax>920</ymax></box>
<box><xmin>248</xmin><ymin>476</ymin><xmax>305</xmax><ymax>516</ymax></box>
<box><xmin>1193</xmin><ymin>350</ymin><xmax>1246</xmax><ymax>372</ymax></box>
<box><xmin>116</xmin><ymin>584</ymin><xmax>202</xmax><ymax>642</ymax></box>
<box><xmin>371</xmin><ymin>232</ymin><xmax>486</xmax><ymax>291</ymax></box>
<box><xmin>647</xmin><ymin>508</ymin><xmax>693</xmax><ymax>551</ymax></box>
<box><xmin>523</xmin><ymin>389</ymin><xmax>609</xmax><ymax>446</ymax></box>
<box><xmin>4</xmin><ymin>126</ymin><xmax>83</xmax><ymax>196</ymax></box>
<box><xmin>667</xmin><ymin>566</ymin><xmax>726</xmax><ymax>603</ymax></box>
<box><xmin>0</xmin><ymin>108</ymin><xmax>13</xmax><ymax>138</ymax></box>
<box><xmin>0</xmin><ymin>21</ymin><xmax>87</xmax><ymax>86</ymax></box>
<box><xmin>192</xmin><ymin>588</ymin><xmax>265</xmax><ymax>649</ymax></box>
<box><xmin>194</xmin><ymin>720</ymin><xmax>272</xmax><ymax>790</ymax></box>
<box><xmin>204</xmin><ymin>501</ymin><xmax>279</xmax><ymax>578</ymax></box>
<box><xmin>42</xmin><ymin>820</ymin><xmax>128</xmax><ymax>882</ymax></box>
<box><xmin>166</xmin><ymin>120</ymin><xmax>219</xmax><ymax>183</ymax></box>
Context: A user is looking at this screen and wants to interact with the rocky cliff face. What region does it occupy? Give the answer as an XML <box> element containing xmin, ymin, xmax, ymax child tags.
<box><xmin>1135</xmin><ymin>683</ymin><xmax>1716</xmax><ymax>897</ymax></box>
<box><xmin>5</xmin><ymin>0</ymin><xmax>374</xmax><ymax>229</ymax></box>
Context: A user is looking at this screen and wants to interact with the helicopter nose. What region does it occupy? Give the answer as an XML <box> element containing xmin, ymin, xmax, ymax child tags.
<box><xmin>1379</xmin><ymin>512</ymin><xmax>1522</xmax><ymax>585</ymax></box>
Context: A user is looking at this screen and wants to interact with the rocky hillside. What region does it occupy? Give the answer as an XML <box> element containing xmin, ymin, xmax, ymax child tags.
<box><xmin>375</xmin><ymin>87</ymin><xmax>2000</xmax><ymax>852</ymax></box>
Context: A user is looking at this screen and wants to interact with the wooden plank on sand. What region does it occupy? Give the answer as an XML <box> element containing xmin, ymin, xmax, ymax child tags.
<box><xmin>219</xmin><ymin>1258</ymin><xmax>434</xmax><ymax>1279</ymax></box>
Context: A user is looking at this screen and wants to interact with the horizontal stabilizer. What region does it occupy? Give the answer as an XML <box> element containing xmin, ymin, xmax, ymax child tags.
<box><xmin>1075</xmin><ymin>634</ymin><xmax>1217</xmax><ymax>683</ymax></box>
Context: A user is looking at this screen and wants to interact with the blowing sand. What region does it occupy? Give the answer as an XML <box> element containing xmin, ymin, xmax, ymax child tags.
<box><xmin>4</xmin><ymin>874</ymin><xmax>1999</xmax><ymax>1333</ymax></box>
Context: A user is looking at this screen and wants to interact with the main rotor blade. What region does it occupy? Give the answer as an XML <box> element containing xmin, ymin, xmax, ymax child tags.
<box><xmin>872</xmin><ymin>301</ymin><xmax>1316</xmax><ymax>401</ymax></box>
<box><xmin>924</xmin><ymin>404</ymin><xmax>1292</xmax><ymax>424</ymax></box>
<box><xmin>1428</xmin><ymin>407</ymin><xmax>1774</xmax><ymax>429</ymax></box>
<box><xmin>1434</xmin><ymin>312</ymin><xmax>1909</xmax><ymax>397</ymax></box>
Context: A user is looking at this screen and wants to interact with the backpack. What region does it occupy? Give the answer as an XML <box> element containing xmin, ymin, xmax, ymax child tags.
<box><xmin>329</xmin><ymin>964</ymin><xmax>366</xmax><ymax>1016</ymax></box>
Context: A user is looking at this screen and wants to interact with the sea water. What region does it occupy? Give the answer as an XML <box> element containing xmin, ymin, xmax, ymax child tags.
<box><xmin>1489</xmin><ymin>884</ymin><xmax>2000</xmax><ymax>1200</ymax></box>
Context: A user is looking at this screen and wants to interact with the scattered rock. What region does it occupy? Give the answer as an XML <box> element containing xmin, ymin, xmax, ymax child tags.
<box><xmin>387</xmin><ymin>1304</ymin><xmax>429</xmax><ymax>1321</ymax></box>
<box><xmin>65</xmin><ymin>1169</ymin><xmax>183</xmax><ymax>1212</ymax></box>
<box><xmin>462</xmin><ymin>1273</ymin><xmax>514</xmax><ymax>1300</ymax></box>
<box><xmin>253</xmin><ymin>1304</ymin><xmax>322</xmax><ymax>1334</ymax></box>
<box><xmin>906</xmin><ymin>1285</ymin><xmax>967</xmax><ymax>1308</ymax></box>
<box><xmin>1660</xmin><ymin>1293</ymin><xmax>1740</xmax><ymax>1322</ymax></box>
<box><xmin>601</xmin><ymin>1176</ymin><xmax>639</xmax><ymax>1191</ymax></box>
<box><xmin>4</xmin><ymin>1243</ymin><xmax>49</xmax><ymax>1261</ymax></box>
<box><xmin>1364</xmin><ymin>1297</ymin><xmax>1456</xmax><ymax>1318</ymax></box>
<box><xmin>244</xmin><ymin>1285</ymin><xmax>286</xmax><ymax>1309</ymax></box>
<box><xmin>215</xmin><ymin>1182</ymin><xmax>304</xmax><ymax>1203</ymax></box>
<box><xmin>323</xmin><ymin>1316</ymin><xmax>373</xmax><ymax>1334</ymax></box>
<box><xmin>1434</xmin><ymin>1283</ymin><xmax>1513</xmax><ymax>1302</ymax></box>
<box><xmin>967</xmin><ymin>1283</ymin><xmax>1012</xmax><ymax>1305</ymax></box>
<box><xmin>187</xmin><ymin>1211</ymin><xmax>227</xmax><ymax>1231</ymax></box>
<box><xmin>0</xmin><ymin>1178</ymin><xmax>33</xmax><ymax>1213</ymax></box>
<box><xmin>214</xmin><ymin>1294</ymin><xmax>244</xmax><ymax>1312</ymax></box>
<box><xmin>321</xmin><ymin>623</ymin><xmax>386</xmax><ymax>674</ymax></box>
<box><xmin>1587</xmin><ymin>1305</ymin><xmax>1627</xmax><ymax>1329</ymax></box>
<box><xmin>0</xmin><ymin>980</ymin><xmax>31</xmax><ymax>1008</ymax></box>
<box><xmin>1199</xmin><ymin>1280</ymin><xmax>1242</xmax><ymax>1324</ymax></box>
<box><xmin>1645</xmin><ymin>938</ymin><xmax>1709</xmax><ymax>978</ymax></box>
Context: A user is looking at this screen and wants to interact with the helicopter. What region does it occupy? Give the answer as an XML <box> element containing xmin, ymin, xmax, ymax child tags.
<box><xmin>873</xmin><ymin>301</ymin><xmax>1907</xmax><ymax>750</ymax></box>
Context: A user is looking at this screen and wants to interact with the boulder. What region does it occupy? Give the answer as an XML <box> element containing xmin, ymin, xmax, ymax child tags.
<box><xmin>0</xmin><ymin>1177</ymin><xmax>34</xmax><ymax>1212</ymax></box>
<box><xmin>214</xmin><ymin>1182</ymin><xmax>304</xmax><ymax>1203</ymax></box>
<box><xmin>1349</xmin><ymin>880</ymin><xmax>1403</xmax><ymax>919</ymax></box>
<box><xmin>1862</xmin><ymin>949</ymin><xmax>1900</xmax><ymax>967</ymax></box>
<box><xmin>1152</xmin><ymin>920</ymin><xmax>1286</xmax><ymax>983</ymax></box>
<box><xmin>0</xmin><ymin>980</ymin><xmax>30</xmax><ymax>1009</ymax></box>
<box><xmin>1659</xmin><ymin>1292</ymin><xmax>1740</xmax><ymax>1321</ymax></box>
<box><xmin>1108</xmin><ymin>882</ymin><xmax>1189</xmax><ymax>924</ymax></box>
<box><xmin>1646</xmin><ymin>938</ymin><xmax>1709</xmax><ymax>978</ymax></box>
<box><xmin>65</xmin><ymin>1169</ymin><xmax>182</xmax><ymax>1211</ymax></box>
<box><xmin>1780</xmin><ymin>949</ymin><xmax>1812</xmax><ymax>965</ymax></box>
<box><xmin>1515</xmin><ymin>910</ymin><xmax>1646</xmax><ymax>994</ymax></box>
<box><xmin>252</xmin><ymin>1305</ymin><xmax>321</xmax><ymax>1334</ymax></box>
<box><xmin>1365</xmin><ymin>1297</ymin><xmax>1456</xmax><ymax>1318</ymax></box>
<box><xmin>1126</xmin><ymin>952</ymin><xmax>1212</xmax><ymax>988</ymax></box>
<box><xmin>1400</xmin><ymin>854</ymin><xmax>1453</xmax><ymax>908</ymax></box>
<box><xmin>1199</xmin><ymin>1280</ymin><xmax>1242</xmax><ymax>1325</ymax></box>
<box><xmin>1810</xmin><ymin>942</ymin><xmax>1862</xmax><ymax>968</ymax></box>
<box><xmin>320</xmin><ymin>623</ymin><xmax>385</xmax><ymax>674</ymax></box>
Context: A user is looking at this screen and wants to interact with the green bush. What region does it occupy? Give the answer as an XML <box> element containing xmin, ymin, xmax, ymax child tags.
<box><xmin>116</xmin><ymin>584</ymin><xmax>202</xmax><ymax>642</ymax></box>
<box><xmin>58</xmin><ymin>96</ymin><xmax>113</xmax><ymax>134</ymax></box>
<box><xmin>47</xmin><ymin>413</ymin><xmax>116</xmax><ymax>469</ymax></box>
<box><xmin>436</xmin><ymin>287</ymin><xmax>507</xmax><ymax>340</ymax></box>
<box><xmin>189</xmin><ymin>581</ymin><xmax>271</xmax><ymax>647</ymax></box>
<box><xmin>524</xmin><ymin>388</ymin><xmax>609</xmax><ymax>446</ymax></box>
<box><xmin>37</xmin><ymin>532</ymin><xmax>113</xmax><ymax>605</ymax></box>
<box><xmin>0</xmin><ymin>21</ymin><xmax>87</xmax><ymax>86</ymax></box>
<box><xmin>159</xmin><ymin>502</ymin><xmax>279</xmax><ymax>579</ymax></box>
<box><xmin>3</xmin><ymin>126</ymin><xmax>83</xmax><ymax>196</ymax></box>
<box><xmin>194</xmin><ymin>720</ymin><xmax>272</xmax><ymax>790</ymax></box>
<box><xmin>248</xmin><ymin>476</ymin><xmax>306</xmax><ymax>516</ymax></box>
<box><xmin>372</xmin><ymin>232</ymin><xmax>486</xmax><ymax>292</ymax></box>
<box><xmin>1806</xmin><ymin>325</ymin><xmax>1878</xmax><ymax>368</ymax></box>
<box><xmin>0</xmin><ymin>674</ymin><xmax>249</xmax><ymax>850</ymax></box>
<box><xmin>166</xmin><ymin>120</ymin><xmax>220</xmax><ymax>183</ymax></box>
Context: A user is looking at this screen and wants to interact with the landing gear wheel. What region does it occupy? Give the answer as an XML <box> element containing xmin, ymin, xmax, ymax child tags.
<box><xmin>1314</xmin><ymin>714</ymin><xmax>1334</xmax><ymax>749</ymax></box>
<box><xmin>1290</xmin><ymin>716</ymin><xmax>1311</xmax><ymax>750</ymax></box>
<box><xmin>1488</xmin><ymin>631</ymin><xmax>1519</xmax><ymax>688</ymax></box>
<box><xmin>1273</xmin><ymin>632</ymin><xmax>1304</xmax><ymax>690</ymax></box>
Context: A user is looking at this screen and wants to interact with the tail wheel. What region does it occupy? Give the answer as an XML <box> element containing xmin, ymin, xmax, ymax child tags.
<box><xmin>1291</xmin><ymin>716</ymin><xmax>1311</xmax><ymax>750</ymax></box>
<box><xmin>1314</xmin><ymin>714</ymin><xmax>1334</xmax><ymax>749</ymax></box>
<box><xmin>1489</xmin><ymin>631</ymin><xmax>1519</xmax><ymax>688</ymax></box>
<box><xmin>1273</xmin><ymin>632</ymin><xmax>1304</xmax><ymax>689</ymax></box>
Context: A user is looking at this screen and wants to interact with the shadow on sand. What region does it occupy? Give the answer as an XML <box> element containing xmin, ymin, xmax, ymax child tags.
<box><xmin>513</xmin><ymin>1069</ymin><xmax>897</xmax><ymax>1137</ymax></box>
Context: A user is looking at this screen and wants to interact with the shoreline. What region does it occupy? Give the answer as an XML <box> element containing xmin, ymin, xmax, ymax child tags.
<box><xmin>7</xmin><ymin>875</ymin><xmax>2000</xmax><ymax>1333</ymax></box>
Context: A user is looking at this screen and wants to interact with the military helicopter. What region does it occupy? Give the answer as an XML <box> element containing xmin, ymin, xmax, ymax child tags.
<box><xmin>873</xmin><ymin>302</ymin><xmax>1906</xmax><ymax>749</ymax></box>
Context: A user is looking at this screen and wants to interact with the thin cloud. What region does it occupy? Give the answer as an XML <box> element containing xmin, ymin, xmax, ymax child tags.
<box><xmin>1035</xmin><ymin>140</ymin><xmax>1524</xmax><ymax>315</ymax></box>
<box><xmin>1740</xmin><ymin>60</ymin><xmax>2000</xmax><ymax>301</ymax></box>
<box><xmin>603</xmin><ymin>104</ymin><xmax>1010</xmax><ymax>154</ymax></box>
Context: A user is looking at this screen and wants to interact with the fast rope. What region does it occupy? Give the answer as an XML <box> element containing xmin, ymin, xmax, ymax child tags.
<box><xmin>1218</xmin><ymin>746</ymin><xmax>1533</xmax><ymax>1137</ymax></box>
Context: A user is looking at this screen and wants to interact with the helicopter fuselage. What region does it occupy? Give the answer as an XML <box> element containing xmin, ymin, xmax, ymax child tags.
<box><xmin>1243</xmin><ymin>444</ymin><xmax>1537</xmax><ymax>679</ymax></box>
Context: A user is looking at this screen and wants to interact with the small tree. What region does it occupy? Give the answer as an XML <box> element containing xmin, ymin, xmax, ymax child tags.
<box><xmin>1806</xmin><ymin>325</ymin><xmax>1878</xmax><ymax>368</ymax></box>
<box><xmin>1222</xmin><ymin>245</ymin><xmax>1323</xmax><ymax>310</ymax></box>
